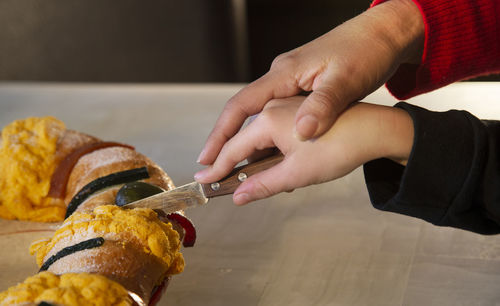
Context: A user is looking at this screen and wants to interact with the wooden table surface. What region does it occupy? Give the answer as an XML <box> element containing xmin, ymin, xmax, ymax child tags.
<box><xmin>1</xmin><ymin>82</ymin><xmax>500</xmax><ymax>306</ymax></box>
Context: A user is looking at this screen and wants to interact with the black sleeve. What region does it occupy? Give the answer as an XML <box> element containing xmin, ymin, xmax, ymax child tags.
<box><xmin>363</xmin><ymin>102</ymin><xmax>500</xmax><ymax>234</ymax></box>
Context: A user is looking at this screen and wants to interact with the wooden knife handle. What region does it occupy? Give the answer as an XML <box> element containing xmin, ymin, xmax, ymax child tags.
<box><xmin>201</xmin><ymin>154</ymin><xmax>284</xmax><ymax>198</ymax></box>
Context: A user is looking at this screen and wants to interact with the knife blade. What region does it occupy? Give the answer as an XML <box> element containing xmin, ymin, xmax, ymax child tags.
<box><xmin>123</xmin><ymin>154</ymin><xmax>284</xmax><ymax>214</ymax></box>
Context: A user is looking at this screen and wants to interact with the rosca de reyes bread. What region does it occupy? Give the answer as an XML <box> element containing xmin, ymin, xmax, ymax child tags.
<box><xmin>26</xmin><ymin>205</ymin><xmax>184</xmax><ymax>305</ymax></box>
<box><xmin>0</xmin><ymin>272</ymin><xmax>133</xmax><ymax>306</ymax></box>
<box><xmin>0</xmin><ymin>116</ymin><xmax>174</xmax><ymax>222</ymax></box>
<box><xmin>0</xmin><ymin>116</ymin><xmax>196</xmax><ymax>306</ymax></box>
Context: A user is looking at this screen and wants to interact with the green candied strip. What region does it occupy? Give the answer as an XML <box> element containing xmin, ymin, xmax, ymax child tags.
<box><xmin>64</xmin><ymin>167</ymin><xmax>149</xmax><ymax>219</ymax></box>
<box><xmin>39</xmin><ymin>237</ymin><xmax>105</xmax><ymax>272</ymax></box>
<box><xmin>115</xmin><ymin>181</ymin><xmax>165</xmax><ymax>207</ymax></box>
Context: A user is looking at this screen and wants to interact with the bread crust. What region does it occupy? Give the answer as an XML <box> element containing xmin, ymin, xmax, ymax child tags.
<box><xmin>1</xmin><ymin>124</ymin><xmax>183</xmax><ymax>305</ymax></box>
<box><xmin>55</xmin><ymin>130</ymin><xmax>175</xmax><ymax>214</ymax></box>
<box><xmin>44</xmin><ymin>233</ymin><xmax>168</xmax><ymax>304</ymax></box>
<box><xmin>47</xmin><ymin>130</ymin><xmax>181</xmax><ymax>303</ymax></box>
<box><xmin>55</xmin><ymin>130</ymin><xmax>99</xmax><ymax>165</ymax></box>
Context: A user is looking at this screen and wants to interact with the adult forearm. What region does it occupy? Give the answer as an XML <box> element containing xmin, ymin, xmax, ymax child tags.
<box><xmin>366</xmin><ymin>0</ymin><xmax>424</xmax><ymax>65</ymax></box>
<box><xmin>373</xmin><ymin>0</ymin><xmax>500</xmax><ymax>99</ymax></box>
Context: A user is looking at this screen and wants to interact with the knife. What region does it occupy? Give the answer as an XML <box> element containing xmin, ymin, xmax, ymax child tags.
<box><xmin>123</xmin><ymin>154</ymin><xmax>284</xmax><ymax>213</ymax></box>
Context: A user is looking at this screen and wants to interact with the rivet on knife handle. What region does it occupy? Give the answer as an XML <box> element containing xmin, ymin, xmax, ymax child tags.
<box><xmin>201</xmin><ymin>154</ymin><xmax>284</xmax><ymax>198</ymax></box>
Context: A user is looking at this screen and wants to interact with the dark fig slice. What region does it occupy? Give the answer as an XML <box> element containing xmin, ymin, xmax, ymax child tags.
<box><xmin>115</xmin><ymin>182</ymin><xmax>165</xmax><ymax>207</ymax></box>
<box><xmin>166</xmin><ymin>213</ymin><xmax>196</xmax><ymax>247</ymax></box>
<box><xmin>39</xmin><ymin>237</ymin><xmax>105</xmax><ymax>272</ymax></box>
<box><xmin>65</xmin><ymin>167</ymin><xmax>149</xmax><ymax>218</ymax></box>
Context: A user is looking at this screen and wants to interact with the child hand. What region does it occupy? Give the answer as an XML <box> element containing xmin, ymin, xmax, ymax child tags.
<box><xmin>195</xmin><ymin>96</ymin><xmax>414</xmax><ymax>205</ymax></box>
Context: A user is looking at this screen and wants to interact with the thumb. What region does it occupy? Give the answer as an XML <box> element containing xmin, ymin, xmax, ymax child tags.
<box><xmin>294</xmin><ymin>80</ymin><xmax>352</xmax><ymax>141</ymax></box>
<box><xmin>233</xmin><ymin>158</ymin><xmax>296</xmax><ymax>205</ymax></box>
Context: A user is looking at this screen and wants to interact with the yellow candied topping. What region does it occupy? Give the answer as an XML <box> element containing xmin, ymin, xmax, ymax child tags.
<box><xmin>0</xmin><ymin>271</ymin><xmax>132</xmax><ymax>306</ymax></box>
<box><xmin>0</xmin><ymin>117</ymin><xmax>66</xmax><ymax>222</ymax></box>
<box><xmin>31</xmin><ymin>205</ymin><xmax>184</xmax><ymax>275</ymax></box>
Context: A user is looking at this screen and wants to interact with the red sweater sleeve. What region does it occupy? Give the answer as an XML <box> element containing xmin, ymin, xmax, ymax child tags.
<box><xmin>371</xmin><ymin>0</ymin><xmax>500</xmax><ymax>99</ymax></box>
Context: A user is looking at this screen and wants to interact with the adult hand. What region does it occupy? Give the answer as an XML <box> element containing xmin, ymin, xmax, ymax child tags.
<box><xmin>198</xmin><ymin>0</ymin><xmax>423</xmax><ymax>165</ymax></box>
<box><xmin>195</xmin><ymin>96</ymin><xmax>414</xmax><ymax>205</ymax></box>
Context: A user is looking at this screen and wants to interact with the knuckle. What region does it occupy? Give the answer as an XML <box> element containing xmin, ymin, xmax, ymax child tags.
<box><xmin>207</xmin><ymin>127</ymin><xmax>228</xmax><ymax>145</ymax></box>
<box><xmin>252</xmin><ymin>113</ymin><xmax>272</xmax><ymax>133</ymax></box>
<box><xmin>212</xmin><ymin>123</ymin><xmax>234</xmax><ymax>143</ymax></box>
<box><xmin>331</xmin><ymin>55</ymin><xmax>358</xmax><ymax>76</ymax></box>
<box><xmin>270</xmin><ymin>52</ymin><xmax>297</xmax><ymax>71</ymax></box>
<box><xmin>256</xmin><ymin>105</ymin><xmax>281</xmax><ymax>127</ymax></box>
<box><xmin>252</xmin><ymin>178</ymin><xmax>275</xmax><ymax>198</ymax></box>
<box><xmin>256</xmin><ymin>104</ymin><xmax>275</xmax><ymax>119</ymax></box>
<box><xmin>224</xmin><ymin>97</ymin><xmax>253</xmax><ymax>121</ymax></box>
<box><xmin>262</xmin><ymin>98</ymin><xmax>283</xmax><ymax>110</ymax></box>
<box><xmin>224</xmin><ymin>97</ymin><xmax>241</xmax><ymax>113</ymax></box>
<box><xmin>309</xmin><ymin>90</ymin><xmax>335</xmax><ymax>116</ymax></box>
<box><xmin>215</xmin><ymin>149</ymin><xmax>241</xmax><ymax>171</ymax></box>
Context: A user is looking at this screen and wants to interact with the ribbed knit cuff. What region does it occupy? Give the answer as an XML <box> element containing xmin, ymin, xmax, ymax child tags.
<box><xmin>371</xmin><ymin>0</ymin><xmax>500</xmax><ymax>99</ymax></box>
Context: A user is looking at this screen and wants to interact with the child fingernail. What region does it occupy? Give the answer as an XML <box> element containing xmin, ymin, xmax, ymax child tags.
<box><xmin>234</xmin><ymin>193</ymin><xmax>251</xmax><ymax>205</ymax></box>
<box><xmin>194</xmin><ymin>170</ymin><xmax>206</xmax><ymax>181</ymax></box>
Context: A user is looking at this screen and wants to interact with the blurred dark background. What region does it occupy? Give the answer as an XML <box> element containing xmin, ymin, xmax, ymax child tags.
<box><xmin>0</xmin><ymin>0</ymin><xmax>498</xmax><ymax>82</ymax></box>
